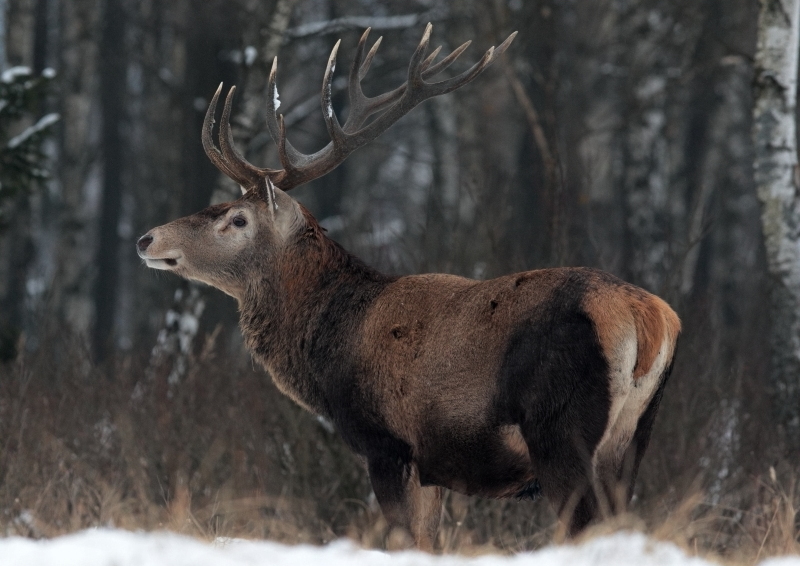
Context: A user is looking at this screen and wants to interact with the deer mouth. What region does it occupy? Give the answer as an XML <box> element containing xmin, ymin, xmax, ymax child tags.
<box><xmin>140</xmin><ymin>253</ymin><xmax>182</xmax><ymax>270</ymax></box>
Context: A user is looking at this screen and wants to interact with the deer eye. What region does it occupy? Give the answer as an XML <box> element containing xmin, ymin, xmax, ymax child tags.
<box><xmin>232</xmin><ymin>216</ymin><xmax>247</xmax><ymax>228</ymax></box>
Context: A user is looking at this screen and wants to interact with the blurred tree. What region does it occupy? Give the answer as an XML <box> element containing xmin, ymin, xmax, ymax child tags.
<box><xmin>0</xmin><ymin>65</ymin><xmax>57</xmax><ymax>361</ymax></box>
<box><xmin>91</xmin><ymin>0</ymin><xmax>127</xmax><ymax>360</ymax></box>
<box><xmin>0</xmin><ymin>0</ymin><xmax>6</xmax><ymax>73</ymax></box>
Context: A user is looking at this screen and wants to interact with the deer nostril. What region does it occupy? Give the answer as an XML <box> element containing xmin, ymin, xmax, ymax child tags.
<box><xmin>137</xmin><ymin>234</ymin><xmax>154</xmax><ymax>252</ymax></box>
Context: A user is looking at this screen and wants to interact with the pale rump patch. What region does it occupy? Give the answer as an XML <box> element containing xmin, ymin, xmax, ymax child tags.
<box><xmin>584</xmin><ymin>286</ymin><xmax>680</xmax><ymax>382</ymax></box>
<box><xmin>583</xmin><ymin>288</ymin><xmax>637</xmax><ymax>378</ymax></box>
<box><xmin>592</xmin><ymin>327</ymin><xmax>638</xmax><ymax>468</ymax></box>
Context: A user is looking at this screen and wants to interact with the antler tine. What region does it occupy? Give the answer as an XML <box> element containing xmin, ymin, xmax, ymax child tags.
<box><xmin>275</xmin><ymin>114</ymin><xmax>291</xmax><ymax>171</ymax></box>
<box><xmin>420</xmin><ymin>45</ymin><xmax>442</xmax><ymax>73</ymax></box>
<box><xmin>420</xmin><ymin>31</ymin><xmax>517</xmax><ymax>98</ymax></box>
<box><xmin>200</xmin><ymin>83</ymin><xmax>252</xmax><ymax>185</ymax></box>
<box><xmin>493</xmin><ymin>31</ymin><xmax>518</xmax><ymax>60</ymax></box>
<box><xmin>343</xmin><ymin>30</ymin><xmax>405</xmax><ymax>133</ymax></box>
<box><xmin>219</xmin><ymin>86</ymin><xmax>266</xmax><ymax>185</ymax></box>
<box><xmin>265</xmin><ymin>57</ymin><xmax>282</xmax><ymax>146</ymax></box>
<box><xmin>351</xmin><ymin>28</ymin><xmax>371</xmax><ymax>87</ymax></box>
<box><xmin>424</xmin><ymin>46</ymin><xmax>495</xmax><ymax>98</ymax></box>
<box><xmin>422</xmin><ymin>40</ymin><xmax>470</xmax><ymax>79</ymax></box>
<box><xmin>407</xmin><ymin>22</ymin><xmax>433</xmax><ymax>85</ymax></box>
<box><xmin>321</xmin><ymin>40</ymin><xmax>348</xmax><ymax>147</ymax></box>
<box><xmin>265</xmin><ymin>56</ymin><xmax>308</xmax><ymax>176</ymax></box>
<box><xmin>346</xmin><ymin>31</ymin><xmax>371</xmax><ymax>131</ymax></box>
<box><xmin>359</xmin><ymin>35</ymin><xmax>382</xmax><ymax>81</ymax></box>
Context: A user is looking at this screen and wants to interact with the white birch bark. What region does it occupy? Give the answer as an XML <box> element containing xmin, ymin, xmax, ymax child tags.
<box><xmin>753</xmin><ymin>0</ymin><xmax>800</xmax><ymax>440</ymax></box>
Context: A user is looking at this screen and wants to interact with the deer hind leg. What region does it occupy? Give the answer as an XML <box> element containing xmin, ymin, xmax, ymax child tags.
<box><xmin>615</xmin><ymin>361</ymin><xmax>673</xmax><ymax>505</ymax></box>
<box><xmin>521</xmin><ymin>410</ymin><xmax>606</xmax><ymax>537</ymax></box>
<box><xmin>367</xmin><ymin>457</ymin><xmax>442</xmax><ymax>551</ymax></box>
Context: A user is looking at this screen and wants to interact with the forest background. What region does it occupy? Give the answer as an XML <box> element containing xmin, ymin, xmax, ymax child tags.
<box><xmin>1</xmin><ymin>0</ymin><xmax>798</xmax><ymax>560</ymax></box>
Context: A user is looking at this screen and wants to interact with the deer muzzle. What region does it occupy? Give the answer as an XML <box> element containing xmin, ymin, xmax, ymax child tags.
<box><xmin>137</xmin><ymin>232</ymin><xmax>181</xmax><ymax>269</ymax></box>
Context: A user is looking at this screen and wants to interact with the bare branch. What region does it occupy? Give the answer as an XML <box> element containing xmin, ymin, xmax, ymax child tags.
<box><xmin>284</xmin><ymin>11</ymin><xmax>444</xmax><ymax>40</ymax></box>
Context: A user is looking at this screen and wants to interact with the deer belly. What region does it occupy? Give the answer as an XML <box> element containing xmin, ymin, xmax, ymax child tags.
<box><xmin>416</xmin><ymin>425</ymin><xmax>536</xmax><ymax>499</ymax></box>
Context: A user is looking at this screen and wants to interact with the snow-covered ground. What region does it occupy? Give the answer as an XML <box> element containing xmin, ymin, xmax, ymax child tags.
<box><xmin>1</xmin><ymin>529</ymin><xmax>799</xmax><ymax>566</ymax></box>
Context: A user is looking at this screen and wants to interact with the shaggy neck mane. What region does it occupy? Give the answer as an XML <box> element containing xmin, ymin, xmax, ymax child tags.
<box><xmin>239</xmin><ymin>206</ymin><xmax>393</xmax><ymax>377</ymax></box>
<box><xmin>285</xmin><ymin>205</ymin><xmax>391</xmax><ymax>289</ymax></box>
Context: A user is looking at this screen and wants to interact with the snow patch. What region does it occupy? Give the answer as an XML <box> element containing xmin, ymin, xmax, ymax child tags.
<box><xmin>0</xmin><ymin>529</ymin><xmax>786</xmax><ymax>566</ymax></box>
<box><xmin>273</xmin><ymin>84</ymin><xmax>281</xmax><ymax>111</ymax></box>
<box><xmin>316</xmin><ymin>415</ymin><xmax>335</xmax><ymax>433</ymax></box>
<box><xmin>325</xmin><ymin>63</ymin><xmax>336</xmax><ymax>118</ymax></box>
<box><xmin>244</xmin><ymin>46</ymin><xmax>257</xmax><ymax>67</ymax></box>
<box><xmin>25</xmin><ymin>277</ymin><xmax>46</xmax><ymax>297</ymax></box>
<box><xmin>636</xmin><ymin>76</ymin><xmax>666</xmax><ymax>100</ymax></box>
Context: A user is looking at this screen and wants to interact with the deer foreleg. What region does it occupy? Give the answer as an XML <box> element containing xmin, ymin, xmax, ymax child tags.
<box><xmin>367</xmin><ymin>457</ymin><xmax>442</xmax><ymax>551</ymax></box>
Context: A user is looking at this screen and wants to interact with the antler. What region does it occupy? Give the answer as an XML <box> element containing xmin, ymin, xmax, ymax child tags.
<box><xmin>203</xmin><ymin>24</ymin><xmax>517</xmax><ymax>192</ymax></box>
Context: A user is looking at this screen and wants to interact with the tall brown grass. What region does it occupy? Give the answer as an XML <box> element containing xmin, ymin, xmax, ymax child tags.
<box><xmin>0</xmin><ymin>326</ymin><xmax>797</xmax><ymax>563</ymax></box>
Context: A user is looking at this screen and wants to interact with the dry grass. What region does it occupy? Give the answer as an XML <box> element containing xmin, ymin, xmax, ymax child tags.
<box><xmin>0</xmin><ymin>328</ymin><xmax>798</xmax><ymax>564</ymax></box>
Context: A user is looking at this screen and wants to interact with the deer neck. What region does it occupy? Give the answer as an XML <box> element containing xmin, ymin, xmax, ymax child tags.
<box><xmin>238</xmin><ymin>223</ymin><xmax>392</xmax><ymax>414</ymax></box>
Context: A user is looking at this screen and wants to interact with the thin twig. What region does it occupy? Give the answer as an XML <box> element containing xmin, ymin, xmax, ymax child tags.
<box><xmin>755</xmin><ymin>504</ymin><xmax>780</xmax><ymax>563</ymax></box>
<box><xmin>502</xmin><ymin>56</ymin><xmax>555</xmax><ymax>178</ymax></box>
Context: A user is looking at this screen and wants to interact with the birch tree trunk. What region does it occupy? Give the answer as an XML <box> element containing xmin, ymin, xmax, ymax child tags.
<box><xmin>753</xmin><ymin>0</ymin><xmax>800</xmax><ymax>446</ymax></box>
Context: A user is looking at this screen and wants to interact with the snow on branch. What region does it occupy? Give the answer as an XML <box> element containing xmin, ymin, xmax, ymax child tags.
<box><xmin>7</xmin><ymin>113</ymin><xmax>60</xmax><ymax>148</ymax></box>
<box><xmin>1</xmin><ymin>66</ymin><xmax>32</xmax><ymax>83</ymax></box>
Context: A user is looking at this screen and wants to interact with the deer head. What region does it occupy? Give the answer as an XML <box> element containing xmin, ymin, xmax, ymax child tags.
<box><xmin>137</xmin><ymin>25</ymin><xmax>516</xmax><ymax>300</ymax></box>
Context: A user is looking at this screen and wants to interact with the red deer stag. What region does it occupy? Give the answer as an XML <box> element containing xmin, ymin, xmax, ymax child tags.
<box><xmin>137</xmin><ymin>25</ymin><xmax>680</xmax><ymax>549</ymax></box>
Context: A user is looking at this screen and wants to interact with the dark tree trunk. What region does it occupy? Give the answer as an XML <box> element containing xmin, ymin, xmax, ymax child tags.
<box><xmin>92</xmin><ymin>0</ymin><xmax>127</xmax><ymax>360</ymax></box>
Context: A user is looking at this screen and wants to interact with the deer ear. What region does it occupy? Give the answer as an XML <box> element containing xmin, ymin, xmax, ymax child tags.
<box><xmin>258</xmin><ymin>178</ymin><xmax>304</xmax><ymax>239</ymax></box>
